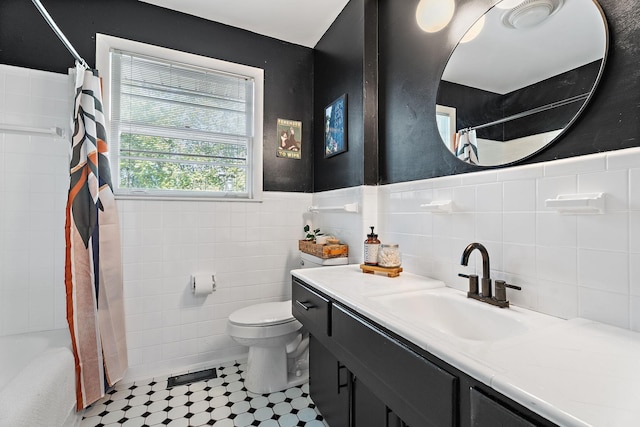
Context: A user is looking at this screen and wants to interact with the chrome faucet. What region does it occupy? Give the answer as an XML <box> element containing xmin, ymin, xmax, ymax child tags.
<box><xmin>459</xmin><ymin>242</ymin><xmax>521</xmax><ymax>308</ymax></box>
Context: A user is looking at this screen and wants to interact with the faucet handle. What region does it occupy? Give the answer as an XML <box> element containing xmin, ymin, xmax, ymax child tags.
<box><xmin>459</xmin><ymin>273</ymin><xmax>479</xmax><ymax>295</ymax></box>
<box><xmin>494</xmin><ymin>280</ymin><xmax>521</xmax><ymax>303</ymax></box>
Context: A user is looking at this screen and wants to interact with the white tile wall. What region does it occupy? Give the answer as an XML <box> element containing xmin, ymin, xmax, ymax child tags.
<box><xmin>0</xmin><ymin>64</ymin><xmax>70</xmax><ymax>336</ymax></box>
<box><xmin>119</xmin><ymin>193</ymin><xmax>311</xmax><ymax>381</ymax></box>
<box><xmin>319</xmin><ymin>147</ymin><xmax>640</xmax><ymax>332</ymax></box>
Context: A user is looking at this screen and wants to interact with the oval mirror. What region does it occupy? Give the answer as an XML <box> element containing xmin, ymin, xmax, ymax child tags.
<box><xmin>436</xmin><ymin>0</ymin><xmax>608</xmax><ymax>166</ymax></box>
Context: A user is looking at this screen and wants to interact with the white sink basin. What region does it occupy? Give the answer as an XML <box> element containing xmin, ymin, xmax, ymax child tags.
<box><xmin>368</xmin><ymin>287</ymin><xmax>559</xmax><ymax>342</ymax></box>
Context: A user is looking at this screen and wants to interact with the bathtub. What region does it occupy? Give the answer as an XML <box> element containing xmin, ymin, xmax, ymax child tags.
<box><xmin>0</xmin><ymin>329</ymin><xmax>81</xmax><ymax>427</ymax></box>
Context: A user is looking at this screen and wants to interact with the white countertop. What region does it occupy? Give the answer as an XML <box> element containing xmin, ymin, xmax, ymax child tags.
<box><xmin>292</xmin><ymin>265</ymin><xmax>640</xmax><ymax>427</ymax></box>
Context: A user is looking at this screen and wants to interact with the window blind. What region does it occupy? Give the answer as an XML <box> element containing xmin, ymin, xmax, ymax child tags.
<box><xmin>110</xmin><ymin>50</ymin><xmax>255</xmax><ymax>196</ymax></box>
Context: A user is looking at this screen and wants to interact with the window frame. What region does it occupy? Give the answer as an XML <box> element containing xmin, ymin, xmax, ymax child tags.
<box><xmin>96</xmin><ymin>34</ymin><xmax>263</xmax><ymax>201</ymax></box>
<box><xmin>436</xmin><ymin>104</ymin><xmax>457</xmax><ymax>152</ymax></box>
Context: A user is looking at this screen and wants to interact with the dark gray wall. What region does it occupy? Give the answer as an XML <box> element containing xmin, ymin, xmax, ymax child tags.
<box><xmin>378</xmin><ymin>0</ymin><xmax>640</xmax><ymax>183</ymax></box>
<box><xmin>313</xmin><ymin>0</ymin><xmax>366</xmax><ymax>192</ymax></box>
<box><xmin>313</xmin><ymin>0</ymin><xmax>378</xmax><ymax>192</ymax></box>
<box><xmin>4</xmin><ymin>0</ymin><xmax>639</xmax><ymax>192</ymax></box>
<box><xmin>315</xmin><ymin>0</ymin><xmax>640</xmax><ymax>189</ymax></box>
<box><xmin>0</xmin><ymin>0</ymin><xmax>314</xmax><ymax>192</ymax></box>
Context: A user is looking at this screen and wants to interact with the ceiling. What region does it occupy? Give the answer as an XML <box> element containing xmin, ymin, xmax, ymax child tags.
<box><xmin>139</xmin><ymin>0</ymin><xmax>350</xmax><ymax>48</ymax></box>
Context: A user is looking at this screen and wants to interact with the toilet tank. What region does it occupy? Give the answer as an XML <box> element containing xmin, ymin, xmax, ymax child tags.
<box><xmin>299</xmin><ymin>251</ymin><xmax>349</xmax><ymax>269</ymax></box>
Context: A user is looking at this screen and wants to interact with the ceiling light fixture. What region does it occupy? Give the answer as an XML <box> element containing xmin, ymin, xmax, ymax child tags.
<box><xmin>460</xmin><ymin>15</ymin><xmax>486</xmax><ymax>43</ymax></box>
<box><xmin>501</xmin><ymin>0</ymin><xmax>564</xmax><ymax>30</ymax></box>
<box><xmin>416</xmin><ymin>0</ymin><xmax>456</xmax><ymax>33</ymax></box>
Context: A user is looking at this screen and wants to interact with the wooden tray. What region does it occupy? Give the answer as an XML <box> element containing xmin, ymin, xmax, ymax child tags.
<box><xmin>299</xmin><ymin>240</ymin><xmax>348</xmax><ymax>259</ymax></box>
<box><xmin>359</xmin><ymin>264</ymin><xmax>403</xmax><ymax>278</ymax></box>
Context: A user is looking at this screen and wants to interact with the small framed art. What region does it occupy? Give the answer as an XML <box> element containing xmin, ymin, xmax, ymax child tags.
<box><xmin>324</xmin><ymin>94</ymin><xmax>347</xmax><ymax>158</ymax></box>
<box><xmin>276</xmin><ymin>118</ymin><xmax>302</xmax><ymax>159</ymax></box>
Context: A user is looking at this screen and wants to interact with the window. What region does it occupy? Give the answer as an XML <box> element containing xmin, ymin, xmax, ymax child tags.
<box><xmin>96</xmin><ymin>35</ymin><xmax>263</xmax><ymax>200</ymax></box>
<box><xmin>436</xmin><ymin>104</ymin><xmax>456</xmax><ymax>151</ymax></box>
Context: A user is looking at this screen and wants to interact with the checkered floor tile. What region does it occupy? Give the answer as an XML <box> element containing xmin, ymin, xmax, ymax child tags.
<box><xmin>81</xmin><ymin>360</ymin><xmax>327</xmax><ymax>427</ymax></box>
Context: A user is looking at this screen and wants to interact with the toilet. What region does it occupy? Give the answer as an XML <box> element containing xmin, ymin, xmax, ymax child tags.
<box><xmin>227</xmin><ymin>251</ymin><xmax>348</xmax><ymax>393</ymax></box>
<box><xmin>227</xmin><ymin>301</ymin><xmax>307</xmax><ymax>394</ymax></box>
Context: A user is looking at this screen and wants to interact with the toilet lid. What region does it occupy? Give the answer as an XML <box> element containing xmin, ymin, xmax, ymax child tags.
<box><xmin>229</xmin><ymin>301</ymin><xmax>295</xmax><ymax>327</ymax></box>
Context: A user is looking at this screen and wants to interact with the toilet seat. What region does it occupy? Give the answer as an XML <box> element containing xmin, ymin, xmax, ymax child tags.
<box><xmin>227</xmin><ymin>301</ymin><xmax>302</xmax><ymax>341</ymax></box>
<box><xmin>228</xmin><ymin>301</ymin><xmax>295</xmax><ymax>327</ymax></box>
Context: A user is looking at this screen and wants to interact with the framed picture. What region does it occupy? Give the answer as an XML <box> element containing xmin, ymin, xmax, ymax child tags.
<box><xmin>276</xmin><ymin>118</ymin><xmax>302</xmax><ymax>159</ymax></box>
<box><xmin>324</xmin><ymin>94</ymin><xmax>347</xmax><ymax>158</ymax></box>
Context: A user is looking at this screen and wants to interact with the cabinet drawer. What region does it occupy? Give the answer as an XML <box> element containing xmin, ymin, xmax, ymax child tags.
<box><xmin>470</xmin><ymin>387</ymin><xmax>537</xmax><ymax>427</ymax></box>
<box><xmin>292</xmin><ymin>278</ymin><xmax>331</xmax><ymax>337</ymax></box>
<box><xmin>332</xmin><ymin>304</ymin><xmax>457</xmax><ymax>427</ymax></box>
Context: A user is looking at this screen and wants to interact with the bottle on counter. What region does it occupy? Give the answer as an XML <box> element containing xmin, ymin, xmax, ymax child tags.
<box><xmin>364</xmin><ymin>226</ymin><xmax>381</xmax><ymax>265</ymax></box>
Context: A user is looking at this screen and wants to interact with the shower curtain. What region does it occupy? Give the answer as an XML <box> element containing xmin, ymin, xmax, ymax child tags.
<box><xmin>455</xmin><ymin>129</ymin><xmax>479</xmax><ymax>165</ymax></box>
<box><xmin>65</xmin><ymin>63</ymin><xmax>127</xmax><ymax>410</ymax></box>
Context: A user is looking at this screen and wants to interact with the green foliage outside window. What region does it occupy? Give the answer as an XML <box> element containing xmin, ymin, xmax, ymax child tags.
<box><xmin>119</xmin><ymin>133</ymin><xmax>247</xmax><ymax>192</ymax></box>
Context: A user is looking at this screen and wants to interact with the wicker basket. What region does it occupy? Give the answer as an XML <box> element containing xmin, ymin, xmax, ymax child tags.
<box><xmin>299</xmin><ymin>240</ymin><xmax>348</xmax><ymax>259</ymax></box>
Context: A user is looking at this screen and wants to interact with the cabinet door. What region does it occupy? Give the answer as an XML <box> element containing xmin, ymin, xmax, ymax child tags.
<box><xmin>353</xmin><ymin>377</ymin><xmax>387</xmax><ymax>427</ymax></box>
<box><xmin>470</xmin><ymin>388</ymin><xmax>537</xmax><ymax>427</ymax></box>
<box><xmin>309</xmin><ymin>335</ymin><xmax>350</xmax><ymax>427</ymax></box>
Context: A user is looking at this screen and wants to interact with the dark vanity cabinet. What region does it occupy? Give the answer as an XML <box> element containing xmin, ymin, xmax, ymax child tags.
<box><xmin>292</xmin><ymin>277</ymin><xmax>558</xmax><ymax>427</ymax></box>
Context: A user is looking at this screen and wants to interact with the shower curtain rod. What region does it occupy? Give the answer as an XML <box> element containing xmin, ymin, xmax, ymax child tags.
<box><xmin>31</xmin><ymin>0</ymin><xmax>89</xmax><ymax>69</ymax></box>
<box><xmin>461</xmin><ymin>92</ymin><xmax>590</xmax><ymax>133</ymax></box>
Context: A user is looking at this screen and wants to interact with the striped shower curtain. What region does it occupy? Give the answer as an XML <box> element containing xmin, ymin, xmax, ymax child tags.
<box><xmin>455</xmin><ymin>129</ymin><xmax>479</xmax><ymax>165</ymax></box>
<box><xmin>65</xmin><ymin>63</ymin><xmax>127</xmax><ymax>410</ymax></box>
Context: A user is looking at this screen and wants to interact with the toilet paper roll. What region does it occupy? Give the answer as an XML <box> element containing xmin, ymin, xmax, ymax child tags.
<box><xmin>315</xmin><ymin>235</ymin><xmax>329</xmax><ymax>245</ymax></box>
<box><xmin>192</xmin><ymin>274</ymin><xmax>215</xmax><ymax>296</ymax></box>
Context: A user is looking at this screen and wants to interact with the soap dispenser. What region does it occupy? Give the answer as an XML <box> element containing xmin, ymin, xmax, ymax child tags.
<box><xmin>364</xmin><ymin>226</ymin><xmax>381</xmax><ymax>265</ymax></box>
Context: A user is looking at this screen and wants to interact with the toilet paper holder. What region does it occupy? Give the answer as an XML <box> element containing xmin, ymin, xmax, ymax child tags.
<box><xmin>192</xmin><ymin>273</ymin><xmax>216</xmax><ymax>295</ymax></box>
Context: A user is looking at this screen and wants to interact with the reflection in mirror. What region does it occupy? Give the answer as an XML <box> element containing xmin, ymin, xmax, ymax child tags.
<box><xmin>436</xmin><ymin>0</ymin><xmax>608</xmax><ymax>166</ymax></box>
<box><xmin>436</xmin><ymin>104</ymin><xmax>456</xmax><ymax>148</ymax></box>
